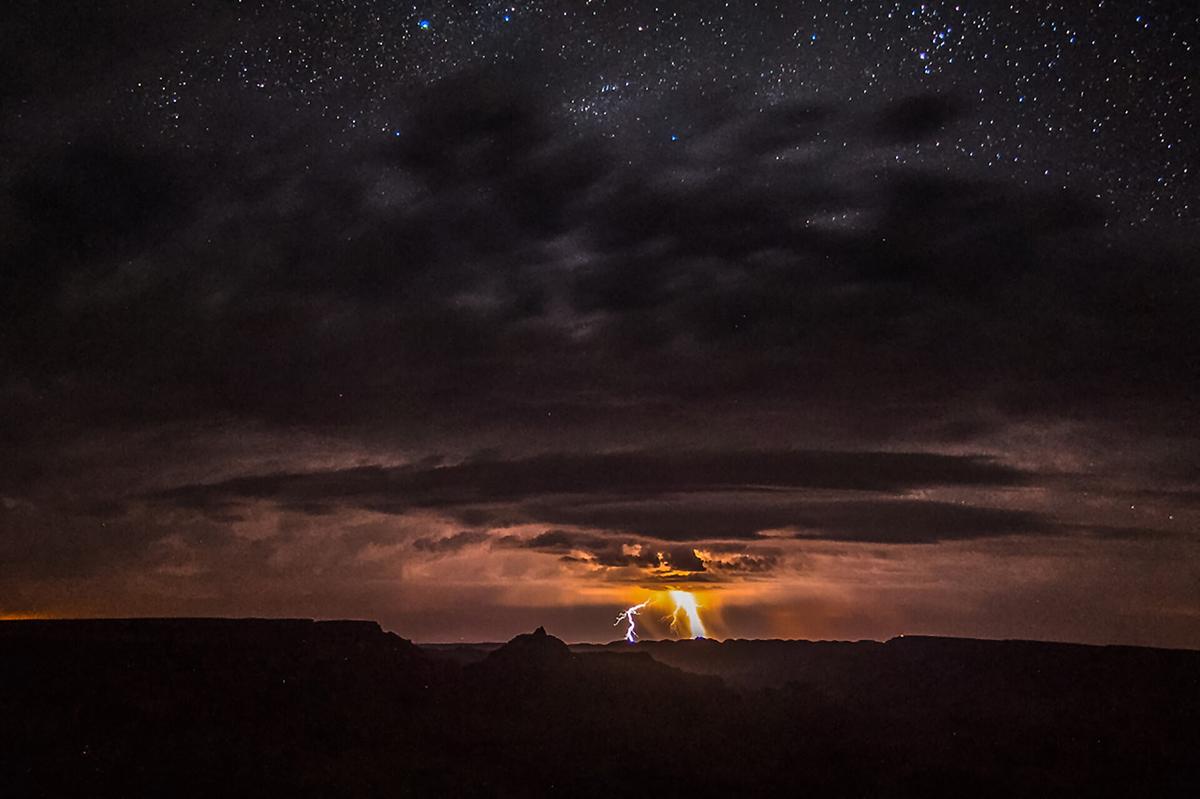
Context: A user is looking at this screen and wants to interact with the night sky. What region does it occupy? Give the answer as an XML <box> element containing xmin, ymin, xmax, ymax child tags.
<box><xmin>2</xmin><ymin>0</ymin><xmax>1197</xmax><ymax>646</ymax></box>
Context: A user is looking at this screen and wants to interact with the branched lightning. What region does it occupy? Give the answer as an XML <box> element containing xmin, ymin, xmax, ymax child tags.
<box><xmin>614</xmin><ymin>591</ymin><xmax>709</xmax><ymax>642</ymax></box>
<box><xmin>615</xmin><ymin>599</ymin><xmax>651</xmax><ymax>643</ymax></box>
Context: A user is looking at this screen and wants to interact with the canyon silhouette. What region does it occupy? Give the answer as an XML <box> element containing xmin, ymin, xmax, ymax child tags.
<box><xmin>3</xmin><ymin>618</ymin><xmax>1197</xmax><ymax>796</ymax></box>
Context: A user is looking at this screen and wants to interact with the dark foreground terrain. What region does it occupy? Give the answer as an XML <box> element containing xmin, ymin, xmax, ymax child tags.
<box><xmin>2</xmin><ymin>619</ymin><xmax>1197</xmax><ymax>797</ymax></box>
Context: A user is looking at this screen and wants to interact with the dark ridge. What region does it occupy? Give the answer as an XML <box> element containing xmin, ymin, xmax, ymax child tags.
<box><xmin>0</xmin><ymin>616</ymin><xmax>389</xmax><ymax>642</ymax></box>
<box><xmin>0</xmin><ymin>617</ymin><xmax>428</xmax><ymax>673</ymax></box>
<box><xmin>480</xmin><ymin>625</ymin><xmax>574</xmax><ymax>667</ymax></box>
<box><xmin>418</xmin><ymin>642</ymin><xmax>502</xmax><ymax>666</ymax></box>
<box><xmin>574</xmin><ymin>634</ymin><xmax>1200</xmax><ymax>689</ymax></box>
<box><xmin>2</xmin><ymin>619</ymin><xmax>1197</xmax><ymax>796</ymax></box>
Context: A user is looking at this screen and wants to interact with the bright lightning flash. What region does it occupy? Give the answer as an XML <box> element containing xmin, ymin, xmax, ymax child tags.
<box><xmin>614</xmin><ymin>591</ymin><xmax>709</xmax><ymax>642</ymax></box>
<box><xmin>614</xmin><ymin>599</ymin><xmax>651</xmax><ymax>643</ymax></box>
<box><xmin>668</xmin><ymin>590</ymin><xmax>707</xmax><ymax>639</ymax></box>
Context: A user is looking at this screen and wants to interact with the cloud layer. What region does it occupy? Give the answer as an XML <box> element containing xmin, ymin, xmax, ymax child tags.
<box><xmin>1</xmin><ymin>61</ymin><xmax>1196</xmax><ymax>645</ymax></box>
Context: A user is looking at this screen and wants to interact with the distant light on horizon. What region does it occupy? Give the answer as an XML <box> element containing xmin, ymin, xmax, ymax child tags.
<box><xmin>669</xmin><ymin>590</ymin><xmax>707</xmax><ymax>639</ymax></box>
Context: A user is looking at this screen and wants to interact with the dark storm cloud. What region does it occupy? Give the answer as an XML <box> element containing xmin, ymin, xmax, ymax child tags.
<box><xmin>873</xmin><ymin>95</ymin><xmax>963</xmax><ymax>142</ymax></box>
<box><xmin>497</xmin><ymin>529</ymin><xmax>717</xmax><ymax>577</ymax></box>
<box><xmin>146</xmin><ymin>448</ymin><xmax>1070</xmax><ymax>552</ymax></box>
<box><xmin>411</xmin><ymin>530</ymin><xmax>490</xmax><ymax>553</ymax></box>
<box><xmin>0</xmin><ymin>0</ymin><xmax>1194</xmax><ymax>648</ymax></box>
<box><xmin>790</xmin><ymin>500</ymin><xmax>1047</xmax><ymax>543</ymax></box>
<box><xmin>3</xmin><ymin>65</ymin><xmax>1197</xmax><ymax>452</ymax></box>
<box><xmin>701</xmin><ymin>552</ymin><xmax>779</xmax><ymax>574</ymax></box>
<box><xmin>516</xmin><ymin>496</ymin><xmax>1047</xmax><ymax>544</ymax></box>
<box><xmin>151</xmin><ymin>449</ymin><xmax>1028</xmax><ymax>514</ymax></box>
<box><xmin>2</xmin><ymin>59</ymin><xmax>1197</xmax><ymax>616</ymax></box>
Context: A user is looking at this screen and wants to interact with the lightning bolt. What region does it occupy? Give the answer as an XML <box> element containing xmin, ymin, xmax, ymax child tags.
<box><xmin>668</xmin><ymin>590</ymin><xmax>707</xmax><ymax>639</ymax></box>
<box><xmin>614</xmin><ymin>599</ymin><xmax>651</xmax><ymax>643</ymax></box>
<box><xmin>614</xmin><ymin>591</ymin><xmax>710</xmax><ymax>642</ymax></box>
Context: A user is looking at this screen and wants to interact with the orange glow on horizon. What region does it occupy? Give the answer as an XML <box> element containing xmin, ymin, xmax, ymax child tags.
<box><xmin>668</xmin><ymin>590</ymin><xmax>707</xmax><ymax>639</ymax></box>
<box><xmin>617</xmin><ymin>589</ymin><xmax>714</xmax><ymax>640</ymax></box>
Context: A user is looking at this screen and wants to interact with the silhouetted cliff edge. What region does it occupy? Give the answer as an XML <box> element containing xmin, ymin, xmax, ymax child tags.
<box><xmin>3</xmin><ymin>619</ymin><xmax>1197</xmax><ymax>797</ymax></box>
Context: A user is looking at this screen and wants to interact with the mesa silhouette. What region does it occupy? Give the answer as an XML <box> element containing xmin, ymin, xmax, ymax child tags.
<box><xmin>2</xmin><ymin>619</ymin><xmax>1196</xmax><ymax>797</ymax></box>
